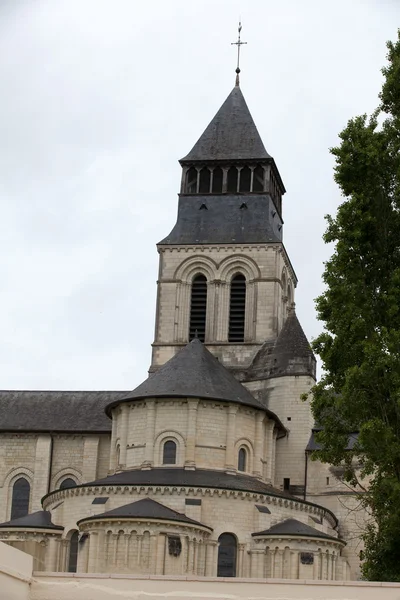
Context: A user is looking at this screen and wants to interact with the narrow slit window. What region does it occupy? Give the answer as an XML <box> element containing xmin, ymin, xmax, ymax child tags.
<box><xmin>228</xmin><ymin>274</ymin><xmax>246</xmax><ymax>342</ymax></box>
<box><xmin>227</xmin><ymin>167</ymin><xmax>238</xmax><ymax>193</ymax></box>
<box><xmin>189</xmin><ymin>274</ymin><xmax>207</xmax><ymax>342</ymax></box>
<box><xmin>253</xmin><ymin>165</ymin><xmax>264</xmax><ymax>192</ymax></box>
<box><xmin>238</xmin><ymin>448</ymin><xmax>246</xmax><ymax>472</ymax></box>
<box><xmin>199</xmin><ymin>167</ymin><xmax>211</xmax><ymax>193</ymax></box>
<box><xmin>11</xmin><ymin>478</ymin><xmax>30</xmax><ymax>520</ymax></box>
<box><xmin>68</xmin><ymin>531</ymin><xmax>79</xmax><ymax>573</ymax></box>
<box><xmin>239</xmin><ymin>166</ymin><xmax>251</xmax><ymax>192</ymax></box>
<box><xmin>186</xmin><ymin>167</ymin><xmax>198</xmax><ymax>193</ymax></box>
<box><xmin>163</xmin><ymin>440</ymin><xmax>177</xmax><ymax>465</ymax></box>
<box><xmin>283</xmin><ymin>477</ymin><xmax>290</xmax><ymax>491</ymax></box>
<box><xmin>212</xmin><ymin>167</ymin><xmax>223</xmax><ymax>193</ymax></box>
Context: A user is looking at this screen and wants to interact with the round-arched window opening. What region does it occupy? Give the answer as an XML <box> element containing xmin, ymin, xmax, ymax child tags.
<box><xmin>163</xmin><ymin>440</ymin><xmax>177</xmax><ymax>465</ymax></box>
<box><xmin>11</xmin><ymin>477</ymin><xmax>30</xmax><ymax>520</ymax></box>
<box><xmin>217</xmin><ymin>533</ymin><xmax>237</xmax><ymax>577</ymax></box>
<box><xmin>60</xmin><ymin>478</ymin><xmax>76</xmax><ymax>490</ymax></box>
<box><xmin>238</xmin><ymin>448</ymin><xmax>247</xmax><ymax>472</ymax></box>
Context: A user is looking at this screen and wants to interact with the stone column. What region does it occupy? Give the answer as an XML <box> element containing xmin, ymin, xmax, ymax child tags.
<box><xmin>274</xmin><ymin>549</ymin><xmax>284</xmax><ymax>578</ymax></box>
<box><xmin>96</xmin><ymin>530</ymin><xmax>105</xmax><ymax>573</ymax></box>
<box><xmin>253</xmin><ymin>412</ymin><xmax>264</xmax><ymax>477</ymax></box>
<box><xmin>206</xmin><ymin>281</ymin><xmax>216</xmax><ymax>342</ymax></box>
<box><xmin>193</xmin><ymin>539</ymin><xmax>199</xmax><ymax>575</ymax></box>
<box><xmin>185</xmin><ymin>399</ymin><xmax>199</xmax><ymax>468</ymax></box>
<box><xmin>313</xmin><ymin>551</ymin><xmax>320</xmax><ymax>580</ymax></box>
<box><xmin>332</xmin><ymin>554</ymin><xmax>337</xmax><ymax>580</ymax></box>
<box><xmin>60</xmin><ymin>539</ymin><xmax>69</xmax><ymax>572</ymax></box>
<box><xmin>225</xmin><ymin>404</ymin><xmax>238</xmax><ymax>471</ymax></box>
<box><xmin>244</xmin><ymin>280</ymin><xmax>256</xmax><ymax>342</ymax></box>
<box><xmin>111</xmin><ymin>533</ymin><xmax>118</xmax><ymax>568</ymax></box>
<box><xmin>237</xmin><ymin>543</ymin><xmax>245</xmax><ymax>577</ymax></box>
<box><xmin>222</xmin><ymin>168</ymin><xmax>228</xmax><ymax>193</ymax></box>
<box><xmin>142</xmin><ymin>400</ymin><xmax>156</xmax><ymax>468</ymax></box>
<box><xmin>76</xmin><ymin>536</ymin><xmax>89</xmax><ymax>573</ymax></box>
<box><xmin>45</xmin><ymin>536</ymin><xmax>60</xmax><ymax>572</ymax></box>
<box><xmin>118</xmin><ymin>405</ymin><xmax>130</xmax><ymax>467</ymax></box>
<box><xmin>156</xmin><ymin>534</ymin><xmax>166</xmax><ymax>575</ymax></box>
<box><xmin>123</xmin><ymin>533</ymin><xmax>130</xmax><ymax>569</ymax></box>
<box><xmin>137</xmin><ymin>534</ymin><xmax>143</xmax><ymax>566</ymax></box>
<box><xmin>87</xmin><ymin>532</ymin><xmax>99</xmax><ymax>573</ymax></box>
<box><xmin>109</xmin><ymin>416</ymin><xmax>117</xmax><ymax>471</ymax></box>
<box><xmin>149</xmin><ymin>533</ymin><xmax>158</xmax><ymax>573</ymax></box>
<box><xmin>32</xmin><ymin>434</ymin><xmax>52</xmax><ymax>511</ymax></box>
<box><xmin>289</xmin><ymin>550</ymin><xmax>298</xmax><ymax>579</ymax></box>
<box><xmin>205</xmin><ymin>541</ymin><xmax>216</xmax><ymax>576</ymax></box>
<box><xmin>187</xmin><ymin>539</ymin><xmax>194</xmax><ymax>574</ymax></box>
<box><xmin>217</xmin><ymin>282</ymin><xmax>229</xmax><ymax>341</ymax></box>
<box><xmin>264</xmin><ymin>421</ymin><xmax>275</xmax><ymax>482</ymax></box>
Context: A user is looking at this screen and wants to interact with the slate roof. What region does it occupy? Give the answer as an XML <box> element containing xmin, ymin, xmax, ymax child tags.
<box><xmin>252</xmin><ymin>518</ymin><xmax>343</xmax><ymax>543</ymax></box>
<box><xmin>0</xmin><ymin>510</ymin><xmax>63</xmax><ymax>530</ymax></box>
<box><xmin>181</xmin><ymin>86</ymin><xmax>271</xmax><ymax>162</ymax></box>
<box><xmin>77</xmin><ymin>497</ymin><xmax>211</xmax><ymax>529</ymax></box>
<box><xmin>71</xmin><ymin>468</ymin><xmax>293</xmax><ymax>499</ymax></box>
<box><xmin>245</xmin><ymin>309</ymin><xmax>316</xmax><ymax>380</ymax></box>
<box><xmin>106</xmin><ymin>339</ymin><xmax>284</xmax><ymax>429</ymax></box>
<box><xmin>306</xmin><ymin>430</ymin><xmax>358</xmax><ymax>451</ymax></box>
<box><xmin>158</xmin><ymin>194</ymin><xmax>283</xmax><ymax>246</ymax></box>
<box><xmin>0</xmin><ymin>391</ymin><xmax>123</xmax><ymax>432</ymax></box>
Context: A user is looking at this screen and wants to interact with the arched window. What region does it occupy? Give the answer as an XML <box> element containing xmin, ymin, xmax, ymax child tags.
<box><xmin>253</xmin><ymin>164</ymin><xmax>264</xmax><ymax>192</ymax></box>
<box><xmin>227</xmin><ymin>167</ymin><xmax>238</xmax><ymax>193</ymax></box>
<box><xmin>68</xmin><ymin>531</ymin><xmax>79</xmax><ymax>573</ymax></box>
<box><xmin>228</xmin><ymin>274</ymin><xmax>246</xmax><ymax>342</ymax></box>
<box><xmin>287</xmin><ymin>284</ymin><xmax>292</xmax><ymax>309</ymax></box>
<box><xmin>199</xmin><ymin>167</ymin><xmax>211</xmax><ymax>193</ymax></box>
<box><xmin>163</xmin><ymin>440</ymin><xmax>177</xmax><ymax>465</ymax></box>
<box><xmin>11</xmin><ymin>478</ymin><xmax>30</xmax><ymax>520</ymax></box>
<box><xmin>239</xmin><ymin>166</ymin><xmax>251</xmax><ymax>192</ymax></box>
<box><xmin>60</xmin><ymin>478</ymin><xmax>76</xmax><ymax>490</ymax></box>
<box><xmin>212</xmin><ymin>167</ymin><xmax>223</xmax><ymax>193</ymax></box>
<box><xmin>186</xmin><ymin>167</ymin><xmax>198</xmax><ymax>193</ymax></box>
<box><xmin>217</xmin><ymin>533</ymin><xmax>237</xmax><ymax>577</ymax></box>
<box><xmin>238</xmin><ymin>448</ymin><xmax>247</xmax><ymax>472</ymax></box>
<box><xmin>189</xmin><ymin>274</ymin><xmax>207</xmax><ymax>342</ymax></box>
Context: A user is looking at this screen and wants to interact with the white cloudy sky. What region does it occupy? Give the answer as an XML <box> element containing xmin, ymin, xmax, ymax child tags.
<box><xmin>0</xmin><ymin>0</ymin><xmax>398</xmax><ymax>390</ymax></box>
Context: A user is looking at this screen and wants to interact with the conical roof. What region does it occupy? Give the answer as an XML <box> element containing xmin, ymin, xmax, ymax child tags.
<box><xmin>271</xmin><ymin>309</ymin><xmax>316</xmax><ymax>377</ymax></box>
<box><xmin>252</xmin><ymin>518</ymin><xmax>344</xmax><ymax>543</ymax></box>
<box><xmin>105</xmin><ymin>339</ymin><xmax>283</xmax><ymax>427</ymax></box>
<box><xmin>245</xmin><ymin>309</ymin><xmax>316</xmax><ymax>380</ymax></box>
<box><xmin>78</xmin><ymin>498</ymin><xmax>211</xmax><ymax>530</ymax></box>
<box><xmin>0</xmin><ymin>510</ymin><xmax>63</xmax><ymax>530</ymax></box>
<box><xmin>181</xmin><ymin>86</ymin><xmax>271</xmax><ymax>162</ymax></box>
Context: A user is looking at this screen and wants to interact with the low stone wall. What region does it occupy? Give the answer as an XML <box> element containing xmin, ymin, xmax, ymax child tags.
<box><xmin>30</xmin><ymin>573</ymin><xmax>400</xmax><ymax>600</ymax></box>
<box><xmin>0</xmin><ymin>541</ymin><xmax>32</xmax><ymax>600</ymax></box>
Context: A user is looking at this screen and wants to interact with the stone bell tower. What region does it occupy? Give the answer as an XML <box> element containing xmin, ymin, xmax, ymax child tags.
<box><xmin>151</xmin><ymin>81</ymin><xmax>297</xmax><ymax>372</ymax></box>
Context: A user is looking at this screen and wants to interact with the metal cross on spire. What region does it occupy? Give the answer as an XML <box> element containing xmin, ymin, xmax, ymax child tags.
<box><xmin>231</xmin><ymin>21</ymin><xmax>247</xmax><ymax>86</ymax></box>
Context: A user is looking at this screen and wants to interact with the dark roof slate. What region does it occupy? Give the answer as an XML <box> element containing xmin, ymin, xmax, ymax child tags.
<box><xmin>0</xmin><ymin>391</ymin><xmax>124</xmax><ymax>432</ymax></box>
<box><xmin>158</xmin><ymin>194</ymin><xmax>282</xmax><ymax>245</ymax></box>
<box><xmin>181</xmin><ymin>86</ymin><xmax>271</xmax><ymax>162</ymax></box>
<box><xmin>245</xmin><ymin>310</ymin><xmax>316</xmax><ymax>380</ymax></box>
<box><xmin>106</xmin><ymin>339</ymin><xmax>283</xmax><ymax>422</ymax></box>
<box><xmin>252</xmin><ymin>518</ymin><xmax>342</xmax><ymax>542</ymax></box>
<box><xmin>78</xmin><ymin>497</ymin><xmax>210</xmax><ymax>529</ymax></box>
<box><xmin>0</xmin><ymin>510</ymin><xmax>63</xmax><ymax>530</ymax></box>
<box><xmin>74</xmin><ymin>468</ymin><xmax>293</xmax><ymax>499</ymax></box>
<box><xmin>306</xmin><ymin>430</ymin><xmax>358</xmax><ymax>451</ymax></box>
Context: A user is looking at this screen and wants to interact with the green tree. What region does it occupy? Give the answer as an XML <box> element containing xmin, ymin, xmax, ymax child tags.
<box><xmin>307</xmin><ymin>31</ymin><xmax>400</xmax><ymax>581</ymax></box>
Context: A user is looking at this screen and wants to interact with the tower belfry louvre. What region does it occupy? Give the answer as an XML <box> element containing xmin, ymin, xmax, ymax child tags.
<box><xmin>0</xmin><ymin>50</ymin><xmax>364</xmax><ymax>580</ymax></box>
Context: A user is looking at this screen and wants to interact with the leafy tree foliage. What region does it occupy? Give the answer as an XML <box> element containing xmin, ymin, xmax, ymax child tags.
<box><xmin>307</xmin><ymin>31</ymin><xmax>400</xmax><ymax>581</ymax></box>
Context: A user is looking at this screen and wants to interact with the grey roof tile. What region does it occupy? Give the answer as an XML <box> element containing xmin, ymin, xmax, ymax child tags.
<box><xmin>246</xmin><ymin>310</ymin><xmax>316</xmax><ymax>380</ymax></box>
<box><xmin>252</xmin><ymin>518</ymin><xmax>343</xmax><ymax>542</ymax></box>
<box><xmin>181</xmin><ymin>86</ymin><xmax>271</xmax><ymax>162</ymax></box>
<box><xmin>158</xmin><ymin>194</ymin><xmax>282</xmax><ymax>245</ymax></box>
<box><xmin>0</xmin><ymin>510</ymin><xmax>63</xmax><ymax>530</ymax></box>
<box><xmin>106</xmin><ymin>339</ymin><xmax>284</xmax><ymax>429</ymax></box>
<box><xmin>78</xmin><ymin>498</ymin><xmax>210</xmax><ymax>529</ymax></box>
<box><xmin>0</xmin><ymin>390</ymin><xmax>124</xmax><ymax>432</ymax></box>
<box><xmin>73</xmin><ymin>468</ymin><xmax>293</xmax><ymax>499</ymax></box>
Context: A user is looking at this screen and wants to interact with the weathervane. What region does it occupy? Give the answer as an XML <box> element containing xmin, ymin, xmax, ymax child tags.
<box><xmin>231</xmin><ymin>21</ymin><xmax>247</xmax><ymax>86</ymax></box>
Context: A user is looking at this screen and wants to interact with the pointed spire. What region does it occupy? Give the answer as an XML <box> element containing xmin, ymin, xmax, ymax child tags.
<box><xmin>180</xmin><ymin>86</ymin><xmax>271</xmax><ymax>162</ymax></box>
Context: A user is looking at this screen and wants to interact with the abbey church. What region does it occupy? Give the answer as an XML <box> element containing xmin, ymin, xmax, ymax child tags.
<box><xmin>0</xmin><ymin>80</ymin><xmax>365</xmax><ymax>580</ymax></box>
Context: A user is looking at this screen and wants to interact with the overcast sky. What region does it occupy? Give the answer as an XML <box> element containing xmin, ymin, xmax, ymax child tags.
<box><xmin>0</xmin><ymin>0</ymin><xmax>398</xmax><ymax>391</ymax></box>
